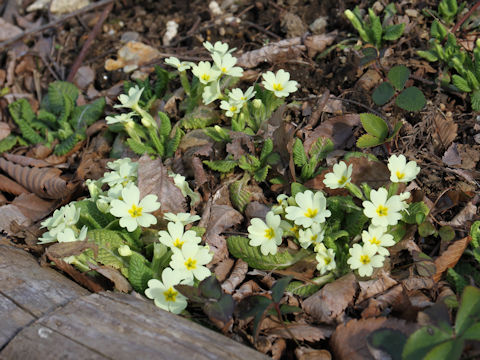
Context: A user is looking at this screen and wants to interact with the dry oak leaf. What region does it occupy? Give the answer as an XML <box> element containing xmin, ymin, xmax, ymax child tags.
<box><xmin>303</xmin><ymin>273</ymin><xmax>357</xmax><ymax>324</ymax></box>
<box><xmin>137</xmin><ymin>155</ymin><xmax>186</xmax><ymax>215</ymax></box>
<box><xmin>433</xmin><ymin>236</ymin><xmax>471</xmax><ymax>282</ymax></box>
<box><xmin>267</xmin><ymin>323</ymin><xmax>333</xmax><ymax>342</ymax></box>
<box><xmin>330</xmin><ymin>317</ymin><xmax>417</xmax><ymax>360</ymax></box>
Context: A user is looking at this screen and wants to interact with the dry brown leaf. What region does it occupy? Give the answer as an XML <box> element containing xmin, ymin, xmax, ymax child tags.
<box><xmin>3</xmin><ymin>152</ymin><xmax>53</xmax><ymax>168</ymax></box>
<box><xmin>401</xmin><ymin>275</ymin><xmax>435</xmax><ymax>291</ymax></box>
<box><xmin>445</xmin><ymin>201</ymin><xmax>477</xmax><ymax>227</ymax></box>
<box><xmin>105</xmin><ymin>41</ymin><xmax>161</xmax><ymax>72</ymax></box>
<box><xmin>202</xmin><ymin>204</ymin><xmax>243</xmax><ymax>264</ymax></box>
<box><xmin>271</xmin><ymin>338</ymin><xmax>287</xmax><ymax>360</ymax></box>
<box><xmin>295</xmin><ymin>347</ymin><xmax>332</xmax><ymax>360</ymax></box>
<box><xmin>0</xmin><ymin>158</ymin><xmax>76</xmax><ymax>199</ymax></box>
<box><xmin>442</xmin><ymin>142</ymin><xmax>461</xmax><ymax>166</ymax></box>
<box><xmin>0</xmin><ymin>192</ymin><xmax>6</xmax><ymax>206</ymax></box>
<box><xmin>89</xmin><ymin>265</ymin><xmax>132</xmax><ymax>293</ymax></box>
<box><xmin>75</xmin><ymin>135</ymin><xmax>110</xmax><ymax>180</ymax></box>
<box><xmin>274</xmin><ymin>256</ymin><xmax>318</xmax><ymax>282</ymax></box>
<box><xmin>433</xmin><ymin>236</ymin><xmax>471</xmax><ymax>282</ymax></box>
<box><xmin>12</xmin><ymin>193</ymin><xmax>58</xmax><ymax>222</ymax></box>
<box><xmin>357</xmin><ymin>271</ymin><xmax>398</xmax><ymax>303</ymax></box>
<box><xmin>303</xmin><ymin>273</ymin><xmax>357</xmax><ymax>324</ymax></box>
<box><xmin>356</xmin><ymin>69</ymin><xmax>382</xmax><ymax>92</ymax></box>
<box><xmin>456</xmin><ymin>144</ymin><xmax>480</xmax><ymax>170</ymax></box>
<box><xmin>0</xmin><ymin>122</ymin><xmax>11</xmax><ymax>140</ymax></box>
<box><xmin>0</xmin><ymin>173</ymin><xmax>29</xmax><ymax>195</ymax></box>
<box><xmin>245</xmin><ymin>201</ymin><xmax>270</xmax><ymax>221</ymax></box>
<box><xmin>213</xmin><ymin>258</ymin><xmax>235</xmax><ymax>282</ymax></box>
<box><xmin>221</xmin><ymin>259</ymin><xmax>248</xmax><ymax>294</ymax></box>
<box><xmin>0</xmin><ymin>204</ymin><xmax>31</xmax><ymax>235</ymax></box>
<box><xmin>45</xmin><ymin>241</ymin><xmax>98</xmax><ymax>259</ymax></box>
<box><xmin>233</xmin><ymin>279</ymin><xmax>262</xmax><ymax>302</ymax></box>
<box><xmin>0</xmin><ymin>18</ymin><xmax>22</xmax><ymax>42</ymax></box>
<box><xmin>267</xmin><ymin>324</ymin><xmax>333</xmax><ymax>342</ymax></box>
<box><xmin>137</xmin><ymin>154</ymin><xmax>186</xmax><ymax>214</ymax></box>
<box><xmin>304</xmin><ymin>32</ymin><xmax>337</xmax><ymax>57</ymax></box>
<box><xmin>360</xmin><ymin>284</ymin><xmax>405</xmax><ymax>318</ymax></box>
<box><xmin>330</xmin><ymin>317</ymin><xmax>417</xmax><ymax>360</ymax></box>
<box><xmin>432</xmin><ymin>113</ymin><xmax>457</xmax><ymax>151</ymax></box>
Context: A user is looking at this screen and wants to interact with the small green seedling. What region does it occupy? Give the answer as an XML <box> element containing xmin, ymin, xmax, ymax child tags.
<box><xmin>292</xmin><ymin>137</ymin><xmax>334</xmax><ymax>182</ymax></box>
<box><xmin>344</xmin><ymin>4</ymin><xmax>405</xmax><ymax>49</ymax></box>
<box><xmin>8</xmin><ymin>81</ymin><xmax>105</xmax><ymax>155</ymax></box>
<box><xmin>356</xmin><ymin>113</ymin><xmax>402</xmax><ymax>148</ymax></box>
<box><xmin>372</xmin><ymin>65</ymin><xmax>426</xmax><ymax>111</ymax></box>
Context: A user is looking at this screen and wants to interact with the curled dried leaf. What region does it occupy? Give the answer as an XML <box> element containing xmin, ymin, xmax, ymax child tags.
<box><xmin>221</xmin><ymin>259</ymin><xmax>248</xmax><ymax>294</ymax></box>
<box><xmin>433</xmin><ymin>236</ymin><xmax>471</xmax><ymax>282</ymax></box>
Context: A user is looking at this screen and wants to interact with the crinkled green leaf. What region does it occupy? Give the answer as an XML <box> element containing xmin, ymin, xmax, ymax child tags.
<box><xmin>452</xmin><ymin>75</ymin><xmax>472</xmax><ymax>93</ymax></box>
<box><xmin>417</xmin><ymin>50</ymin><xmax>439</xmax><ymax>62</ymax></box>
<box><xmin>229</xmin><ymin>179</ymin><xmax>251</xmax><ymax>212</ymax></box>
<box><xmin>285</xmin><ymin>281</ymin><xmax>322</xmax><ymax>297</ymax></box>
<box><xmin>86</xmin><ymin>229</ymin><xmax>129</xmax><ymax>271</ymax></box>
<box><xmin>382</xmin><ymin>23</ymin><xmax>405</xmax><ymax>41</ymax></box>
<box><xmin>46</xmin><ymin>81</ymin><xmax>79</xmax><ymax>115</ymax></box>
<box><xmin>203</xmin><ymin>159</ymin><xmax>237</xmax><ymax>173</ymax></box>
<box><xmin>293</xmin><ymin>138</ymin><xmax>307</xmax><ymax>167</ymax></box>
<box><xmin>470</xmin><ymin>90</ymin><xmax>480</xmax><ymax>111</ymax></box>
<box><xmin>70</xmin><ymin>97</ymin><xmax>105</xmax><ymax>128</ymax></box>
<box><xmin>126</xmin><ymin>138</ymin><xmax>156</xmax><ymax>155</ymax></box>
<box><xmin>227</xmin><ymin>236</ymin><xmax>311</xmax><ymax>270</ymax></box>
<box><xmin>455</xmin><ymin>286</ymin><xmax>480</xmax><ymax>335</ymax></box>
<box><xmin>403</xmin><ymin>325</ymin><xmax>454</xmax><ymax>360</ymax></box>
<box><xmin>396</xmin><ymin>87</ymin><xmax>426</xmax><ymax>112</ymax></box>
<box><xmin>402</xmin><ymin>202</ymin><xmax>429</xmax><ymax>224</ymax></box>
<box><xmin>388</xmin><ymin>65</ymin><xmax>410</xmax><ymax>91</ymax></box>
<box><xmin>127</xmin><ymin>251</ymin><xmax>154</xmax><ymax>293</ymax></box>
<box><xmin>309</xmin><ymin>137</ymin><xmax>334</xmax><ymax>160</ymax></box>
<box><xmin>0</xmin><ymin>135</ymin><xmax>17</xmax><ymax>153</ymax></box>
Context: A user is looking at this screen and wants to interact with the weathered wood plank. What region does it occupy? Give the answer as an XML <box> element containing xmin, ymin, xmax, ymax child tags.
<box><xmin>0</xmin><ymin>293</ymin><xmax>35</xmax><ymax>347</ymax></box>
<box><xmin>0</xmin><ymin>244</ymin><xmax>89</xmax><ymax>317</ymax></box>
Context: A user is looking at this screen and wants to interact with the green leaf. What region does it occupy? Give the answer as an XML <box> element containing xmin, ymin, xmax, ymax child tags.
<box><xmin>180</xmin><ymin>106</ymin><xmax>218</xmax><ymax>129</ymax></box>
<box><xmin>388</xmin><ymin>65</ymin><xmax>411</xmax><ymax>91</ymax></box>
<box><xmin>9</xmin><ymin>98</ymin><xmax>35</xmax><ymax>124</ymax></box>
<box><xmin>368</xmin><ymin>329</ymin><xmax>407</xmax><ymax>360</ymax></box>
<box><xmin>357</xmin><ymin>134</ymin><xmax>383</xmax><ymax>148</ymax></box>
<box><xmin>75</xmin><ymin>200</ymin><xmax>116</xmax><ymax>229</ymax></box>
<box><xmin>260</xmin><ymin>138</ymin><xmax>273</xmax><ymax>162</ymax></box>
<box><xmin>236</xmin><ymin>295</ymin><xmax>272</xmax><ymax>340</ymax></box>
<box><xmin>158</xmin><ymin>111</ymin><xmax>172</xmax><ymax>137</ymax></box>
<box><xmin>396</xmin><ymin>87</ymin><xmax>426</xmax><ymax>112</ymax></box>
<box><xmin>372</xmin><ymin>82</ymin><xmax>395</xmax><ymax>106</ymax></box>
<box><xmin>0</xmin><ymin>135</ymin><xmax>17</xmax><ymax>153</ymax></box>
<box><xmin>360</xmin><ymin>46</ymin><xmax>379</xmax><ymax>67</ymax></box>
<box><xmin>126</xmin><ymin>138</ymin><xmax>156</xmax><ymax>155</ymax></box>
<box><xmin>238</xmin><ymin>154</ymin><xmax>261</xmax><ymax>173</ymax></box>
<box><xmin>285</xmin><ymin>281</ymin><xmax>322</xmax><ymax>297</ymax></box>
<box><xmin>419</xmin><ymin>221</ymin><xmax>436</xmax><ymax>237</ymax></box>
<box><xmin>227</xmin><ymin>236</ymin><xmax>311</xmax><ymax>270</ymax></box>
<box><xmin>309</xmin><ymin>137</ymin><xmax>334</xmax><ymax>160</ymax></box>
<box><xmin>127</xmin><ymin>252</ymin><xmax>154</xmax><ymax>293</ymax></box>
<box><xmin>71</xmin><ymin>98</ymin><xmax>105</xmax><ymax>129</ymax></box>
<box><xmin>229</xmin><ymin>180</ymin><xmax>251</xmax><ymax>212</ymax></box>
<box><xmin>291</xmin><ymin>182</ymin><xmax>309</xmax><ymax>196</ymax></box>
<box><xmin>203</xmin><ymin>294</ymin><xmax>235</xmax><ymax>324</ymax></box>
<box><xmin>431</xmin><ymin>20</ymin><xmax>448</xmax><ymax>39</ymax></box>
<box><xmin>447</xmin><ymin>268</ymin><xmax>468</xmax><ymax>294</ymax></box>
<box><xmin>470</xmin><ymin>90</ymin><xmax>480</xmax><ymax>111</ymax></box>
<box><xmin>455</xmin><ymin>286</ymin><xmax>480</xmax><ymax>335</ymax></box>
<box><xmin>344</xmin><ymin>209</ymin><xmax>369</xmax><ymax>237</ymax></box>
<box><xmin>293</xmin><ymin>138</ymin><xmax>307</xmax><ymax>166</ymax></box>
<box><xmin>417</xmin><ymin>50</ymin><xmax>439</xmax><ymax>62</ymax></box>
<box><xmin>438</xmin><ymin>226</ymin><xmax>455</xmax><ymax>242</ymax></box>
<box><xmin>54</xmin><ymin>131</ymin><xmax>85</xmax><ymax>155</ymax></box>
<box><xmin>403</xmin><ymin>326</ymin><xmax>453</xmax><ymax>360</ymax></box>
<box><xmin>199</xmin><ymin>275</ymin><xmax>223</xmax><ymax>300</ymax></box>
<box><xmin>37</xmin><ymin>109</ymin><xmax>57</xmax><ymax>127</ymax></box>
<box><xmin>368</xmin><ymin>8</ymin><xmax>382</xmax><ymax>48</ymax></box>
<box><xmin>402</xmin><ymin>202</ymin><xmax>430</xmax><ymax>224</ymax></box>
<box><xmin>452</xmin><ymin>75</ymin><xmax>472</xmax><ymax>92</ymax></box>
<box><xmin>344</xmin><ymin>9</ymin><xmax>369</xmax><ymax>43</ymax></box>
<box><xmin>423</xmin><ymin>339</ymin><xmax>464</xmax><ymax>360</ymax></box>
<box><xmin>360</xmin><ymin>113</ymin><xmax>389</xmax><ymax>139</ymax></box>
<box><xmin>47</xmin><ymin>81</ymin><xmax>79</xmax><ymax>115</ymax></box>
<box><xmin>203</xmin><ymin>159</ymin><xmax>237</xmax><ymax>173</ymax></box>
<box><xmin>204</xmin><ymin>126</ymin><xmax>231</xmax><ymax>142</ymax></box>
<box><xmin>271</xmin><ymin>276</ymin><xmax>292</xmax><ymax>303</ymax></box>
<box><xmin>463</xmin><ymin>322</ymin><xmax>480</xmax><ymax>341</ymax></box>
<box><xmin>153</xmin><ymin>65</ymin><xmax>170</xmax><ymax>97</ymax></box>
<box><xmin>253</xmin><ymin>165</ymin><xmax>270</xmax><ymax>182</ymax></box>
<box><xmin>382</xmin><ymin>23</ymin><xmax>405</xmax><ymax>41</ymax></box>
<box><xmin>86</xmin><ymin>229</ymin><xmax>129</xmax><ymax>271</ymax></box>
<box><xmin>470</xmin><ymin>221</ymin><xmax>480</xmax><ymax>248</ymax></box>
<box><xmin>385</xmin><ymin>121</ymin><xmax>403</xmax><ymax>142</ymax></box>
<box><xmin>165</xmin><ymin>127</ymin><xmax>184</xmax><ymax>158</ymax></box>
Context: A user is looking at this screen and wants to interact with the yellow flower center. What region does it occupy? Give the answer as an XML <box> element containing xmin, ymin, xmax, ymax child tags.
<box><xmin>324</xmin><ymin>257</ymin><xmax>331</xmax><ymax>265</ymax></box>
<box><xmin>264</xmin><ymin>228</ymin><xmax>275</xmax><ymax>240</ymax></box>
<box><xmin>376</xmin><ymin>205</ymin><xmax>388</xmax><ymax>217</ymax></box>
<box><xmin>241</xmin><ymin>96</ymin><xmax>246</xmax><ymax>100</ymax></box>
<box><xmin>173</xmin><ymin>238</ymin><xmax>184</xmax><ymax>249</ymax></box>
<box><xmin>311</xmin><ymin>234</ymin><xmax>318</xmax><ymax>242</ymax></box>
<box><xmin>369</xmin><ymin>237</ymin><xmax>381</xmax><ymax>245</ymax></box>
<box><xmin>201</xmin><ymin>73</ymin><xmax>210</xmax><ymax>81</ymax></box>
<box><xmin>272</xmin><ymin>83</ymin><xmax>284</xmax><ymax>91</ymax></box>
<box><xmin>396</xmin><ymin>171</ymin><xmax>405</xmax><ymax>180</ymax></box>
<box><xmin>221</xmin><ymin>66</ymin><xmax>227</xmax><ymax>73</ymax></box>
<box><xmin>230</xmin><ymin>106</ymin><xmax>237</xmax><ymax>112</ymax></box>
<box><xmin>184</xmin><ymin>257</ymin><xmax>197</xmax><ymax>270</ymax></box>
<box><xmin>128</xmin><ymin>204</ymin><xmax>143</xmax><ymax>218</ymax></box>
<box><xmin>360</xmin><ymin>254</ymin><xmax>371</xmax><ymax>264</ymax></box>
<box><xmin>163</xmin><ymin>287</ymin><xmax>178</xmax><ymax>302</ymax></box>
<box><xmin>338</xmin><ymin>175</ymin><xmax>348</xmax><ymax>185</ymax></box>
<box><xmin>304</xmin><ymin>208</ymin><xmax>318</xmax><ymax>218</ymax></box>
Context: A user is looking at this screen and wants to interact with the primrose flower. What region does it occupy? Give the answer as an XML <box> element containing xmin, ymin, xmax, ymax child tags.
<box><xmin>145</xmin><ymin>267</ymin><xmax>192</xmax><ymax>314</ymax></box>
<box><xmin>203</xmin><ymin>41</ymin><xmax>233</xmax><ymax>56</ymax></box>
<box><xmin>271</xmin><ymin>194</ymin><xmax>289</xmax><ymax>215</ymax></box>
<box><xmin>248</xmin><ymin>211</ymin><xmax>284</xmax><ymax>255</ymax></box>
<box><xmin>102</xmin><ymin>161</ymin><xmax>138</xmax><ymax>187</ymax></box>
<box><xmin>285</xmin><ymin>190</ymin><xmax>331</xmax><ymax>228</ymax></box>
<box><xmin>220</xmin><ymin>100</ymin><xmax>241</xmax><ymax>117</ymax></box>
<box><xmin>347</xmin><ymin>243</ymin><xmax>385</xmax><ymax>277</ymax></box>
<box><xmin>105</xmin><ymin>112</ymin><xmax>136</xmax><ymax>125</ymax></box>
<box><xmin>163</xmin><ymin>212</ymin><xmax>201</xmax><ymax>226</ymax></box>
<box><xmin>115</xmin><ymin>85</ymin><xmax>144</xmax><ymax>110</ymax></box>
<box><xmin>361</xmin><ymin>225</ymin><xmax>395</xmax><ymax>256</ymax></box>
<box><xmin>109</xmin><ymin>183</ymin><xmax>160</xmax><ymax>232</ymax></box>
<box><xmin>164</xmin><ymin>56</ymin><xmax>191</xmax><ymax>72</ymax></box>
<box><xmin>212</xmin><ymin>52</ymin><xmax>243</xmax><ymax>77</ymax></box>
<box><xmin>298</xmin><ymin>222</ymin><xmax>325</xmax><ymax>249</ymax></box>
<box><xmin>202</xmin><ymin>80</ymin><xmax>221</xmax><ymax>105</ymax></box>
<box><xmin>158</xmin><ymin>221</ymin><xmax>201</xmax><ymax>250</ymax></box>
<box><xmin>169</xmin><ymin>172</ymin><xmax>201</xmax><ymax>206</ymax></box>
<box><xmin>57</xmin><ymin>226</ymin><xmax>88</xmax><ymax>243</ymax></box>
<box><xmin>228</xmin><ymin>87</ymin><xmax>256</xmax><ymax>106</ymax></box>
<box><xmin>315</xmin><ymin>243</ymin><xmax>336</xmax><ymax>275</ymax></box>
<box><xmin>191</xmin><ymin>61</ymin><xmax>220</xmax><ymax>84</ymax></box>
<box><xmin>323</xmin><ymin>161</ymin><xmax>353</xmax><ymax>189</ymax></box>
<box><xmin>40</xmin><ymin>203</ymin><xmax>79</xmax><ymax>230</ymax></box>
<box><xmin>363</xmin><ymin>188</ymin><xmax>404</xmax><ymax>227</ymax></box>
<box><xmin>262</xmin><ymin>69</ymin><xmax>298</xmax><ymax>98</ymax></box>
<box><xmin>387</xmin><ymin>154</ymin><xmax>420</xmax><ymax>183</ymax></box>
<box><xmin>169</xmin><ymin>242</ymin><xmax>213</xmax><ymax>281</ymax></box>
<box><xmin>107</xmin><ymin>158</ymin><xmax>138</xmax><ymax>172</ymax></box>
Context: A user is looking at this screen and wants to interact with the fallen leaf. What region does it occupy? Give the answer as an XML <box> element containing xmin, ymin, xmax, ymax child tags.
<box><xmin>271</xmin><ymin>338</ymin><xmax>287</xmax><ymax>360</ymax></box>
<box><xmin>232</xmin><ymin>279</ymin><xmax>262</xmax><ymax>302</ymax></box>
<box><xmin>27</xmin><ymin>0</ymin><xmax>89</xmax><ymax>13</ymax></box>
<box><xmin>45</xmin><ymin>241</ymin><xmax>98</xmax><ymax>259</ymax></box>
<box><xmin>446</xmin><ymin>201</ymin><xmax>477</xmax><ymax>227</ymax></box>
<box><xmin>73</xmin><ymin>66</ymin><xmax>95</xmax><ymax>90</ymax></box>
<box><xmin>432</xmin><ymin>112</ymin><xmax>457</xmax><ymax>151</ymax></box>
<box><xmin>433</xmin><ymin>236</ymin><xmax>471</xmax><ymax>282</ymax></box>
<box><xmin>221</xmin><ymin>259</ymin><xmax>248</xmax><ymax>294</ymax></box>
<box><xmin>214</xmin><ymin>257</ymin><xmax>235</xmax><ymax>282</ymax></box>
<box><xmin>3</xmin><ymin>153</ymin><xmax>54</xmax><ymax>168</ymax></box>
<box><xmin>303</xmin><ymin>273</ymin><xmax>357</xmax><ymax>324</ymax></box>
<box><xmin>357</xmin><ymin>270</ymin><xmax>398</xmax><ymax>303</ymax></box>
<box><xmin>401</xmin><ymin>275</ymin><xmax>435</xmax><ymax>291</ymax></box>
<box><xmin>105</xmin><ymin>41</ymin><xmax>161</xmax><ymax>73</ymax></box>
<box><xmin>0</xmin><ymin>204</ymin><xmax>31</xmax><ymax>235</ymax></box>
<box><xmin>456</xmin><ymin>144</ymin><xmax>480</xmax><ymax>170</ymax></box>
<box><xmin>295</xmin><ymin>347</ymin><xmax>332</xmax><ymax>360</ymax></box>
<box><xmin>267</xmin><ymin>323</ymin><xmax>333</xmax><ymax>342</ymax></box>
<box><xmin>202</xmin><ymin>204</ymin><xmax>243</xmax><ymax>264</ymax></box>
<box><xmin>137</xmin><ymin>154</ymin><xmax>186</xmax><ymax>214</ymax></box>
<box><xmin>442</xmin><ymin>142</ymin><xmax>461</xmax><ymax>166</ymax></box>
<box><xmin>0</xmin><ymin>174</ymin><xmax>29</xmax><ymax>195</ymax></box>
<box><xmin>304</xmin><ymin>32</ymin><xmax>337</xmax><ymax>57</ymax></box>
<box><xmin>12</xmin><ymin>193</ymin><xmax>58</xmax><ymax>222</ymax></box>
<box><xmin>0</xmin><ymin>122</ymin><xmax>10</xmax><ymax>140</ymax></box>
<box><xmin>356</xmin><ymin>69</ymin><xmax>382</xmax><ymax>92</ymax></box>
<box><xmin>89</xmin><ymin>264</ymin><xmax>132</xmax><ymax>293</ymax></box>
<box><xmin>244</xmin><ymin>201</ymin><xmax>270</xmax><ymax>221</ymax></box>
<box><xmin>330</xmin><ymin>317</ymin><xmax>416</xmax><ymax>360</ymax></box>
<box><xmin>0</xmin><ymin>18</ymin><xmax>22</xmax><ymax>42</ymax></box>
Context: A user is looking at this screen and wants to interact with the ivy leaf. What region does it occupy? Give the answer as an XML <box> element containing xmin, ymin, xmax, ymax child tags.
<box><xmin>372</xmin><ymin>82</ymin><xmax>395</xmax><ymax>106</ymax></box>
<box><xmin>388</xmin><ymin>65</ymin><xmax>410</xmax><ymax>91</ymax></box>
<box><xmin>227</xmin><ymin>236</ymin><xmax>311</xmax><ymax>270</ymax></box>
<box><xmin>396</xmin><ymin>87</ymin><xmax>426</xmax><ymax>112</ymax></box>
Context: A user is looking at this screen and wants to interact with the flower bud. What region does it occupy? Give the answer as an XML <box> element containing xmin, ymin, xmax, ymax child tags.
<box><xmin>118</xmin><ymin>245</ymin><xmax>133</xmax><ymax>257</ymax></box>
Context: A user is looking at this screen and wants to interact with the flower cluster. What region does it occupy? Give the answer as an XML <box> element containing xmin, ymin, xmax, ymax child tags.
<box><xmin>146</xmin><ymin>212</ymin><xmax>212</xmax><ymax>314</ymax></box>
<box><xmin>38</xmin><ymin>203</ymin><xmax>87</xmax><ymax>244</ymax></box>
<box><xmin>164</xmin><ymin>40</ymin><xmax>298</xmax><ymax>122</ymax></box>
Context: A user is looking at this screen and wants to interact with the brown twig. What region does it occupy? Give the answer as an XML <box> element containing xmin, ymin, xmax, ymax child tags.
<box><xmin>66</xmin><ymin>1</ymin><xmax>114</xmax><ymax>81</ymax></box>
<box><xmin>0</xmin><ymin>0</ymin><xmax>115</xmax><ymax>50</ymax></box>
<box><xmin>451</xmin><ymin>0</ymin><xmax>480</xmax><ymax>33</ymax></box>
